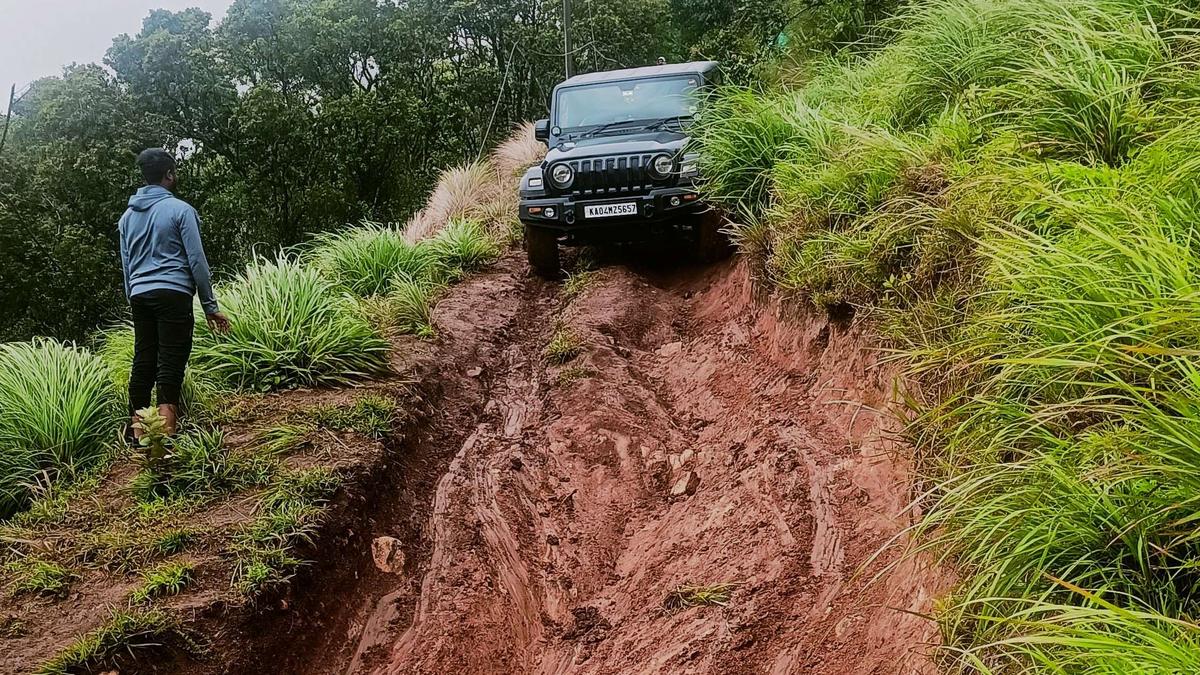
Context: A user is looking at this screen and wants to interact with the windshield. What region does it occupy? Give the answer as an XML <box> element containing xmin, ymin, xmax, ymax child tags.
<box><xmin>554</xmin><ymin>75</ymin><xmax>701</xmax><ymax>132</ymax></box>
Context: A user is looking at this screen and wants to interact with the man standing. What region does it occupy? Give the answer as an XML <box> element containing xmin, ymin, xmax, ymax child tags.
<box><xmin>119</xmin><ymin>148</ymin><xmax>229</xmax><ymax>438</ymax></box>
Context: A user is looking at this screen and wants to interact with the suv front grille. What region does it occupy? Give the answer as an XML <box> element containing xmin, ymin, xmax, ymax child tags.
<box><xmin>565</xmin><ymin>154</ymin><xmax>665</xmax><ymax>196</ymax></box>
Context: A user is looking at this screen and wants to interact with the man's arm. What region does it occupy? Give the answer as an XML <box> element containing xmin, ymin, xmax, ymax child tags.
<box><xmin>178</xmin><ymin>206</ymin><xmax>219</xmax><ymax>315</ymax></box>
<box><xmin>118</xmin><ymin>215</ymin><xmax>132</xmax><ymax>300</ymax></box>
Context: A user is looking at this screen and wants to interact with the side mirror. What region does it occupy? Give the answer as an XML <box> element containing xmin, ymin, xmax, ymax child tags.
<box><xmin>534</xmin><ymin>118</ymin><xmax>550</xmax><ymax>145</ymax></box>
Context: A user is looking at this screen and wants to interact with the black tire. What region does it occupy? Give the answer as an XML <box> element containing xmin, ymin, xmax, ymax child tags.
<box><xmin>525</xmin><ymin>224</ymin><xmax>561</xmax><ymax>277</ymax></box>
<box><xmin>693</xmin><ymin>210</ymin><xmax>733</xmax><ymax>263</ymax></box>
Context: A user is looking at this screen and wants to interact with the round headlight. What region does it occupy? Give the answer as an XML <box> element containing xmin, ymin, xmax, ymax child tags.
<box><xmin>650</xmin><ymin>154</ymin><xmax>674</xmax><ymax>178</ymax></box>
<box><xmin>550</xmin><ymin>163</ymin><xmax>574</xmax><ymax>187</ymax></box>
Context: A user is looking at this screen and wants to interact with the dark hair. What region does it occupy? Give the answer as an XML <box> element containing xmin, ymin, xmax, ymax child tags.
<box><xmin>136</xmin><ymin>148</ymin><xmax>176</xmax><ymax>185</ymax></box>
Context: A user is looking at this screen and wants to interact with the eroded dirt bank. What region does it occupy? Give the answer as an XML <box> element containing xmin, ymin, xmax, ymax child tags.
<box><xmin>278</xmin><ymin>250</ymin><xmax>946</xmax><ymax>675</ymax></box>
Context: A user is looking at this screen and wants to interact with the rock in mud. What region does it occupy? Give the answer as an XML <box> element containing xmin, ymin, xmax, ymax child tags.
<box><xmin>656</xmin><ymin>341</ymin><xmax>683</xmax><ymax>357</ymax></box>
<box><xmin>371</xmin><ymin>536</ymin><xmax>406</xmax><ymax>574</ymax></box>
<box><xmin>670</xmin><ymin>470</ymin><xmax>701</xmax><ymax>497</ymax></box>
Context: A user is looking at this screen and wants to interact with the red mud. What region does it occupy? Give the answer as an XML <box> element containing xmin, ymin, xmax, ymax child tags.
<box><xmin>310</xmin><ymin>253</ymin><xmax>947</xmax><ymax>674</ymax></box>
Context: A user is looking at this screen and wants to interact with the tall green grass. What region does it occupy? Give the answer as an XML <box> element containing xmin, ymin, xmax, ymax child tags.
<box><xmin>193</xmin><ymin>256</ymin><xmax>390</xmax><ymax>391</ymax></box>
<box><xmin>306</xmin><ymin>222</ymin><xmax>439</xmax><ymax>296</ymax></box>
<box><xmin>698</xmin><ymin>0</ymin><xmax>1200</xmax><ymax>668</ymax></box>
<box><xmin>0</xmin><ymin>340</ymin><xmax>117</xmax><ymax>517</ymax></box>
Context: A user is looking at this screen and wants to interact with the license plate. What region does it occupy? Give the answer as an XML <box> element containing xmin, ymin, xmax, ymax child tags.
<box><xmin>584</xmin><ymin>202</ymin><xmax>637</xmax><ymax>218</ymax></box>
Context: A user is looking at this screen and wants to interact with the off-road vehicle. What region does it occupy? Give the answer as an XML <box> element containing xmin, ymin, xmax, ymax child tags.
<box><xmin>518</xmin><ymin>60</ymin><xmax>725</xmax><ymax>274</ymax></box>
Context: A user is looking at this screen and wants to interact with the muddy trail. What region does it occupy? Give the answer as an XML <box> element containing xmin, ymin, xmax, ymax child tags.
<box><xmin>252</xmin><ymin>250</ymin><xmax>943</xmax><ymax>675</ymax></box>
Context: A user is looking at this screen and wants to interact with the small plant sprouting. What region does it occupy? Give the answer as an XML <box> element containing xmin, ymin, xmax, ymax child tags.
<box><xmin>4</xmin><ymin>559</ymin><xmax>75</xmax><ymax>597</ymax></box>
<box><xmin>155</xmin><ymin>528</ymin><xmax>196</xmax><ymax>555</ymax></box>
<box><xmin>543</xmin><ymin>325</ymin><xmax>582</xmax><ymax>365</ymax></box>
<box><xmin>130</xmin><ymin>561</ymin><xmax>194</xmax><ymax>604</ymax></box>
<box><xmin>662</xmin><ymin>582</ymin><xmax>741</xmax><ymax>613</ymax></box>
<box><xmin>134</xmin><ymin>406</ymin><xmax>171</xmax><ymax>470</ymax></box>
<box><xmin>556</xmin><ymin>365</ymin><xmax>593</xmax><ymax>385</ymax></box>
<box><xmin>563</xmin><ymin>267</ymin><xmax>598</xmax><ymax>299</ymax></box>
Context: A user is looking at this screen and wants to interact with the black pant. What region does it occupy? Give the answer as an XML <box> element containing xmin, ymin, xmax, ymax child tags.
<box><xmin>129</xmin><ymin>289</ymin><xmax>194</xmax><ymax>415</ymax></box>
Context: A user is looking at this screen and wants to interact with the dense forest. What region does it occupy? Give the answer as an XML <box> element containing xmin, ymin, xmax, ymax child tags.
<box><xmin>0</xmin><ymin>0</ymin><xmax>887</xmax><ymax>342</ymax></box>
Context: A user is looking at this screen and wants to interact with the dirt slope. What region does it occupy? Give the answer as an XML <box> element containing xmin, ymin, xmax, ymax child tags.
<box><xmin>289</xmin><ymin>249</ymin><xmax>945</xmax><ymax>675</ymax></box>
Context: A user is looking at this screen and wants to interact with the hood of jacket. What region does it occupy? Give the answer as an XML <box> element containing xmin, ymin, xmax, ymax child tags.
<box><xmin>127</xmin><ymin>185</ymin><xmax>174</xmax><ymax>212</ymax></box>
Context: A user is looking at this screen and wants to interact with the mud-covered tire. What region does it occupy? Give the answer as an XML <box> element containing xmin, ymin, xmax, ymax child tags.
<box><xmin>693</xmin><ymin>210</ymin><xmax>733</xmax><ymax>263</ymax></box>
<box><xmin>524</xmin><ymin>225</ymin><xmax>561</xmax><ymax>277</ymax></box>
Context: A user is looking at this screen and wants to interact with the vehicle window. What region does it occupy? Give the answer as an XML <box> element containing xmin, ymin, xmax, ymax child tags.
<box><xmin>555</xmin><ymin>75</ymin><xmax>701</xmax><ymax>130</ymax></box>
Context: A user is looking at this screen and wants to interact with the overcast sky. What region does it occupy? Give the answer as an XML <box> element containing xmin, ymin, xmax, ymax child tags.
<box><xmin>0</xmin><ymin>0</ymin><xmax>234</xmax><ymax>111</ymax></box>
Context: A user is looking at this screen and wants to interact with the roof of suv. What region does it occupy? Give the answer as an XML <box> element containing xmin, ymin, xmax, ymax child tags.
<box><xmin>559</xmin><ymin>61</ymin><xmax>720</xmax><ymax>87</ymax></box>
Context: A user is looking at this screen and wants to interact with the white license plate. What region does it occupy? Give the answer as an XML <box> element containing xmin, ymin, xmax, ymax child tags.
<box><xmin>584</xmin><ymin>202</ymin><xmax>637</xmax><ymax>218</ymax></box>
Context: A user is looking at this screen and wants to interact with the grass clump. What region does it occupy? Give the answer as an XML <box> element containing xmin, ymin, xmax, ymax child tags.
<box><xmin>228</xmin><ymin>467</ymin><xmax>340</xmax><ymax>599</ymax></box>
<box><xmin>131</xmin><ymin>427</ymin><xmax>274</xmax><ymax>502</ymax></box>
<box><xmin>37</xmin><ymin>608</ymin><xmax>192</xmax><ymax>675</ymax></box>
<box><xmin>662</xmin><ymin>582</ymin><xmax>740</xmax><ymax>613</ymax></box>
<box><xmin>192</xmin><ymin>256</ymin><xmax>390</xmax><ymax>392</ymax></box>
<box><xmin>305</xmin><ymin>394</ymin><xmax>395</xmax><ymax>438</ymax></box>
<box><xmin>543</xmin><ymin>325</ymin><xmax>582</xmax><ymax>365</ymax></box>
<box><xmin>154</xmin><ymin>528</ymin><xmax>196</xmax><ymax>556</ymax></box>
<box><xmin>129</xmin><ymin>561</ymin><xmax>194</xmax><ymax>604</ymax></box>
<box><xmin>426</xmin><ymin>218</ymin><xmax>500</xmax><ymax>281</ymax></box>
<box><xmin>0</xmin><ymin>339</ymin><xmax>117</xmax><ymax>518</ymax></box>
<box><xmin>4</xmin><ymin>559</ymin><xmax>75</xmax><ymax>597</ymax></box>
<box><xmin>307</xmin><ymin>222</ymin><xmax>439</xmax><ymax>296</ymax></box>
<box><xmin>387</xmin><ymin>274</ymin><xmax>439</xmax><ymax>337</ymax></box>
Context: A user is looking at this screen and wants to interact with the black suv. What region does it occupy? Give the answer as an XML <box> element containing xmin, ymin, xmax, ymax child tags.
<box><xmin>519</xmin><ymin>60</ymin><xmax>725</xmax><ymax>274</ymax></box>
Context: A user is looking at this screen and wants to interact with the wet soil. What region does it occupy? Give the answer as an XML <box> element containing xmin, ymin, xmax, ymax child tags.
<box><xmin>286</xmin><ymin>249</ymin><xmax>945</xmax><ymax>674</ymax></box>
<box><xmin>2</xmin><ymin>249</ymin><xmax>945</xmax><ymax>674</ymax></box>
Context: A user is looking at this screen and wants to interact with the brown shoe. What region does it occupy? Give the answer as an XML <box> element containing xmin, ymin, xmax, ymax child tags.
<box><xmin>158</xmin><ymin>403</ymin><xmax>179</xmax><ymax>436</ymax></box>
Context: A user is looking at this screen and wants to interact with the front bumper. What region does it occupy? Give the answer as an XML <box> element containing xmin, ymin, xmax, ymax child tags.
<box><xmin>519</xmin><ymin>186</ymin><xmax>705</xmax><ymax>236</ymax></box>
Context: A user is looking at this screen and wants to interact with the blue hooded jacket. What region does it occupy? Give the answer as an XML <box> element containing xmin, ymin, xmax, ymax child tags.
<box><xmin>118</xmin><ymin>185</ymin><xmax>218</xmax><ymax>315</ymax></box>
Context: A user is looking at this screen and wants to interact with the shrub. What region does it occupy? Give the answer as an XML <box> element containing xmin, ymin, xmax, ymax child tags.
<box><xmin>0</xmin><ymin>339</ymin><xmax>117</xmax><ymax>518</ymax></box>
<box><xmin>426</xmin><ymin>218</ymin><xmax>500</xmax><ymax>280</ymax></box>
<box><xmin>387</xmin><ymin>275</ymin><xmax>438</xmax><ymax>337</ymax></box>
<box><xmin>306</xmin><ymin>222</ymin><xmax>439</xmax><ymax>296</ymax></box>
<box><xmin>192</xmin><ymin>256</ymin><xmax>390</xmax><ymax>392</ymax></box>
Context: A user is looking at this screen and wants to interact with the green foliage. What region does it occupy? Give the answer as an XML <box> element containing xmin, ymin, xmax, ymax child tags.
<box><xmin>695</xmin><ymin>0</ymin><xmax>1200</xmax><ymax>668</ymax></box>
<box><xmin>387</xmin><ymin>275</ymin><xmax>439</xmax><ymax>337</ymax></box>
<box><xmin>192</xmin><ymin>256</ymin><xmax>390</xmax><ymax>391</ymax></box>
<box><xmin>0</xmin><ymin>340</ymin><xmax>117</xmax><ymax>518</ymax></box>
<box><xmin>229</xmin><ymin>467</ymin><xmax>340</xmax><ymax>599</ymax></box>
<box><xmin>305</xmin><ymin>395</ymin><xmax>396</xmax><ymax>439</ymax></box>
<box><xmin>307</xmin><ymin>223</ymin><xmax>438</xmax><ymax>296</ymax></box>
<box><xmin>37</xmin><ymin>608</ymin><xmax>188</xmax><ymax>675</ymax></box>
<box><xmin>130</xmin><ymin>561</ymin><xmax>194</xmax><ymax>604</ymax></box>
<box><xmin>544</xmin><ymin>326</ymin><xmax>583</xmax><ymax>365</ymax></box>
<box><xmin>154</xmin><ymin>528</ymin><xmax>196</xmax><ymax>556</ymax></box>
<box><xmin>132</xmin><ymin>427</ymin><xmax>274</xmax><ymax>502</ymax></box>
<box><xmin>426</xmin><ymin>218</ymin><xmax>502</xmax><ymax>280</ymax></box>
<box><xmin>4</xmin><ymin>559</ymin><xmax>75</xmax><ymax>597</ymax></box>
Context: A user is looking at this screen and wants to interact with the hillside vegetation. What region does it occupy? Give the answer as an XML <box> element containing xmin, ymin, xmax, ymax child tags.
<box><xmin>696</xmin><ymin>0</ymin><xmax>1200</xmax><ymax>670</ymax></box>
<box><xmin>0</xmin><ymin>123</ymin><xmax>535</xmax><ymax>536</ymax></box>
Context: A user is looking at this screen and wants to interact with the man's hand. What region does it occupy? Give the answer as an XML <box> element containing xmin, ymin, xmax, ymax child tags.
<box><xmin>206</xmin><ymin>311</ymin><xmax>231</xmax><ymax>334</ymax></box>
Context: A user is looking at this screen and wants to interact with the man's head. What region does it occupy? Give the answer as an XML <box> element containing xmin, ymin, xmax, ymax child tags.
<box><xmin>136</xmin><ymin>148</ymin><xmax>177</xmax><ymax>190</ymax></box>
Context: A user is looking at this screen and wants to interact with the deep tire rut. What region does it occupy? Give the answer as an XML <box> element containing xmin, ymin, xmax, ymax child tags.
<box><xmin>292</xmin><ymin>252</ymin><xmax>943</xmax><ymax>675</ymax></box>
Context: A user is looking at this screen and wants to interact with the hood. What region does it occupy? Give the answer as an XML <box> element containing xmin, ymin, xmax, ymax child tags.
<box><xmin>545</xmin><ymin>130</ymin><xmax>688</xmax><ymax>164</ymax></box>
<box><xmin>127</xmin><ymin>185</ymin><xmax>174</xmax><ymax>212</ymax></box>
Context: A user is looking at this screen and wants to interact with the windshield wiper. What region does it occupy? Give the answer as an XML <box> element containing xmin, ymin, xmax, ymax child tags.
<box><xmin>641</xmin><ymin>115</ymin><xmax>692</xmax><ymax>132</ymax></box>
<box><xmin>574</xmin><ymin>119</ymin><xmax>642</xmax><ymax>140</ymax></box>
